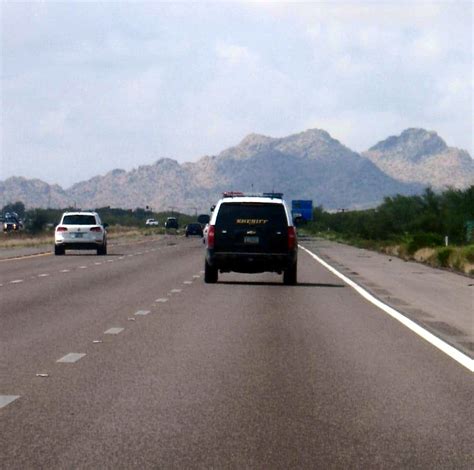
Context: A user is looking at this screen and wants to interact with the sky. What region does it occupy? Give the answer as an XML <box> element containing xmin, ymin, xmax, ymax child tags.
<box><xmin>1</xmin><ymin>0</ymin><xmax>472</xmax><ymax>188</ymax></box>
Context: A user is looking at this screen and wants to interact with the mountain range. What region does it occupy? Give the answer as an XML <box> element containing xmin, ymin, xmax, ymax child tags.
<box><xmin>1</xmin><ymin>128</ymin><xmax>472</xmax><ymax>212</ymax></box>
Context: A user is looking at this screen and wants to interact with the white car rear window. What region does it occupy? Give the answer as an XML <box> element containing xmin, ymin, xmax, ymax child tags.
<box><xmin>63</xmin><ymin>215</ymin><xmax>97</xmax><ymax>225</ymax></box>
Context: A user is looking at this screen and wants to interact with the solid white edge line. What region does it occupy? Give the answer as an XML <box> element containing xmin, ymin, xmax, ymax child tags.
<box><xmin>299</xmin><ymin>244</ymin><xmax>474</xmax><ymax>373</ymax></box>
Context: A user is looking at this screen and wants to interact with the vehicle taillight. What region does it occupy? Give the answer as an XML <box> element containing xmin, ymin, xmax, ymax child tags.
<box><xmin>90</xmin><ymin>226</ymin><xmax>102</xmax><ymax>232</ymax></box>
<box><xmin>56</xmin><ymin>226</ymin><xmax>68</xmax><ymax>232</ymax></box>
<box><xmin>207</xmin><ymin>225</ymin><xmax>215</xmax><ymax>249</ymax></box>
<box><xmin>288</xmin><ymin>226</ymin><xmax>297</xmax><ymax>250</ymax></box>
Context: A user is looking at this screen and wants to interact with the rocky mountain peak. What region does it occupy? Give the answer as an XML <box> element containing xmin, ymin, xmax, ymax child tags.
<box><xmin>2</xmin><ymin>128</ymin><xmax>470</xmax><ymax>211</ymax></box>
<box><xmin>238</xmin><ymin>133</ymin><xmax>275</xmax><ymax>147</ymax></box>
<box><xmin>369</xmin><ymin>128</ymin><xmax>447</xmax><ymax>161</ymax></box>
<box><xmin>363</xmin><ymin>128</ymin><xmax>473</xmax><ymax>190</ymax></box>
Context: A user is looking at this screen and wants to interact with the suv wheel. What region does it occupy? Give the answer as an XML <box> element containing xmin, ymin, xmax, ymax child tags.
<box><xmin>54</xmin><ymin>245</ymin><xmax>65</xmax><ymax>256</ymax></box>
<box><xmin>97</xmin><ymin>242</ymin><xmax>107</xmax><ymax>256</ymax></box>
<box><xmin>283</xmin><ymin>262</ymin><xmax>297</xmax><ymax>285</ymax></box>
<box><xmin>204</xmin><ymin>260</ymin><xmax>218</xmax><ymax>283</ymax></box>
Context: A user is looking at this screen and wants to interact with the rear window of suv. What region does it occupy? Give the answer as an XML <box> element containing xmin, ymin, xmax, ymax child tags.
<box><xmin>216</xmin><ymin>203</ymin><xmax>287</xmax><ymax>230</ymax></box>
<box><xmin>62</xmin><ymin>215</ymin><xmax>97</xmax><ymax>225</ymax></box>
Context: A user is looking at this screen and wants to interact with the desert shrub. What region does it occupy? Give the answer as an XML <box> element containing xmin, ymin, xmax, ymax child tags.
<box><xmin>437</xmin><ymin>247</ymin><xmax>453</xmax><ymax>267</ymax></box>
<box><xmin>462</xmin><ymin>245</ymin><xmax>474</xmax><ymax>263</ymax></box>
<box><xmin>407</xmin><ymin>233</ymin><xmax>443</xmax><ymax>255</ymax></box>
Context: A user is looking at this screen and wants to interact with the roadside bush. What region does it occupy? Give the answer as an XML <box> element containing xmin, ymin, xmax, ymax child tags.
<box><xmin>407</xmin><ymin>233</ymin><xmax>443</xmax><ymax>255</ymax></box>
<box><xmin>436</xmin><ymin>247</ymin><xmax>453</xmax><ymax>267</ymax></box>
<box><xmin>462</xmin><ymin>245</ymin><xmax>474</xmax><ymax>263</ymax></box>
<box><xmin>26</xmin><ymin>210</ymin><xmax>49</xmax><ymax>234</ymax></box>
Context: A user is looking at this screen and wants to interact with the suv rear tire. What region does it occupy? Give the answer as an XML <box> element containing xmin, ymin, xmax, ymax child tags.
<box><xmin>204</xmin><ymin>260</ymin><xmax>218</xmax><ymax>283</ymax></box>
<box><xmin>283</xmin><ymin>262</ymin><xmax>297</xmax><ymax>285</ymax></box>
<box><xmin>97</xmin><ymin>243</ymin><xmax>107</xmax><ymax>256</ymax></box>
<box><xmin>54</xmin><ymin>245</ymin><xmax>65</xmax><ymax>256</ymax></box>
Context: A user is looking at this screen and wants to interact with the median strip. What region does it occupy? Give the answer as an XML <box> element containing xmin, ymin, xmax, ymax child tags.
<box><xmin>300</xmin><ymin>245</ymin><xmax>474</xmax><ymax>373</ymax></box>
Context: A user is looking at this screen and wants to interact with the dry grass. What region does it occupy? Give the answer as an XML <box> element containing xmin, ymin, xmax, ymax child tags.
<box><xmin>0</xmin><ymin>226</ymin><xmax>160</xmax><ymax>249</ymax></box>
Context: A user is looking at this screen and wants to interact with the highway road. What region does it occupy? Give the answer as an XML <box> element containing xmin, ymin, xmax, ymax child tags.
<box><xmin>1</xmin><ymin>235</ymin><xmax>472</xmax><ymax>469</ymax></box>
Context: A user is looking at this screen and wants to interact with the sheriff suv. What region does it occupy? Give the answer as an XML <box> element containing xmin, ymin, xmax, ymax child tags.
<box><xmin>54</xmin><ymin>211</ymin><xmax>108</xmax><ymax>256</ymax></box>
<box><xmin>204</xmin><ymin>192</ymin><xmax>297</xmax><ymax>284</ymax></box>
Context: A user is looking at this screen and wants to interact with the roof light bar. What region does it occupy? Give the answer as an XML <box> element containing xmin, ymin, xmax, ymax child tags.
<box><xmin>222</xmin><ymin>191</ymin><xmax>284</xmax><ymax>199</ymax></box>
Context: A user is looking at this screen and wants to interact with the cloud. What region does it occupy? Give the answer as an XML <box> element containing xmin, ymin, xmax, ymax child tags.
<box><xmin>215</xmin><ymin>42</ymin><xmax>256</xmax><ymax>65</ymax></box>
<box><xmin>1</xmin><ymin>1</ymin><xmax>471</xmax><ymax>187</ymax></box>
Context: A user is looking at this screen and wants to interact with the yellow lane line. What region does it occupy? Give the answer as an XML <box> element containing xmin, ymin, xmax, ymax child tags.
<box><xmin>0</xmin><ymin>252</ymin><xmax>52</xmax><ymax>262</ymax></box>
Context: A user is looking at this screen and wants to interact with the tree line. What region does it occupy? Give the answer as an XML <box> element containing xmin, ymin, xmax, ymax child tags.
<box><xmin>308</xmin><ymin>186</ymin><xmax>474</xmax><ymax>248</ymax></box>
<box><xmin>1</xmin><ymin>202</ymin><xmax>196</xmax><ymax>233</ymax></box>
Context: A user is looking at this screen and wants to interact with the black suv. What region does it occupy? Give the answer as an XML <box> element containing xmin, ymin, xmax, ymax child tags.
<box><xmin>204</xmin><ymin>193</ymin><xmax>297</xmax><ymax>284</ymax></box>
<box><xmin>185</xmin><ymin>223</ymin><xmax>203</xmax><ymax>237</ymax></box>
<box><xmin>165</xmin><ymin>217</ymin><xmax>179</xmax><ymax>229</ymax></box>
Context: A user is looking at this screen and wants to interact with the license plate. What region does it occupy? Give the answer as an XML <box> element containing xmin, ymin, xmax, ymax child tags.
<box><xmin>244</xmin><ymin>236</ymin><xmax>259</xmax><ymax>244</ymax></box>
<box><xmin>73</xmin><ymin>233</ymin><xmax>83</xmax><ymax>238</ymax></box>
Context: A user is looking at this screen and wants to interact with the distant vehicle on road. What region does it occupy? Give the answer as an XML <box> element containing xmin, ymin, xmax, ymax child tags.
<box><xmin>185</xmin><ymin>223</ymin><xmax>203</xmax><ymax>237</ymax></box>
<box><xmin>54</xmin><ymin>211</ymin><xmax>108</xmax><ymax>256</ymax></box>
<box><xmin>145</xmin><ymin>218</ymin><xmax>159</xmax><ymax>226</ymax></box>
<box><xmin>204</xmin><ymin>192</ymin><xmax>298</xmax><ymax>284</ymax></box>
<box><xmin>291</xmin><ymin>200</ymin><xmax>313</xmax><ymax>225</ymax></box>
<box><xmin>2</xmin><ymin>212</ymin><xmax>22</xmax><ymax>232</ymax></box>
<box><xmin>197</xmin><ymin>214</ymin><xmax>210</xmax><ymax>225</ymax></box>
<box><xmin>165</xmin><ymin>217</ymin><xmax>179</xmax><ymax>230</ymax></box>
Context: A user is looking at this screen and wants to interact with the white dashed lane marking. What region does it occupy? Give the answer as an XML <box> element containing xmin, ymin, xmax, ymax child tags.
<box><xmin>60</xmin><ymin>269</ymin><xmax>70</xmax><ymax>273</ymax></box>
<box><xmin>170</xmin><ymin>289</ymin><xmax>182</xmax><ymax>294</ymax></box>
<box><xmin>104</xmin><ymin>327</ymin><xmax>124</xmax><ymax>335</ymax></box>
<box><xmin>183</xmin><ymin>281</ymin><xmax>192</xmax><ymax>285</ymax></box>
<box><xmin>155</xmin><ymin>298</ymin><xmax>168</xmax><ymax>303</ymax></box>
<box><xmin>10</xmin><ymin>280</ymin><xmax>23</xmax><ymax>284</ymax></box>
<box><xmin>79</xmin><ymin>266</ymin><xmax>87</xmax><ymax>269</ymax></box>
<box><xmin>134</xmin><ymin>310</ymin><xmax>150</xmax><ymax>316</ymax></box>
<box><xmin>57</xmin><ymin>353</ymin><xmax>86</xmax><ymax>363</ymax></box>
<box><xmin>193</xmin><ymin>275</ymin><xmax>200</xmax><ymax>279</ymax></box>
<box><xmin>94</xmin><ymin>262</ymin><xmax>102</xmax><ymax>266</ymax></box>
<box><xmin>0</xmin><ymin>395</ymin><xmax>20</xmax><ymax>409</ymax></box>
<box><xmin>38</xmin><ymin>273</ymin><xmax>50</xmax><ymax>277</ymax></box>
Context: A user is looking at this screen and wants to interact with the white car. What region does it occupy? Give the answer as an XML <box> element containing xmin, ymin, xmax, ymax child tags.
<box><xmin>54</xmin><ymin>211</ymin><xmax>108</xmax><ymax>256</ymax></box>
<box><xmin>145</xmin><ymin>218</ymin><xmax>159</xmax><ymax>226</ymax></box>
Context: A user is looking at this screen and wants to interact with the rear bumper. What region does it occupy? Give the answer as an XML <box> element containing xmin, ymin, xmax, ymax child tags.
<box><xmin>55</xmin><ymin>240</ymin><xmax>105</xmax><ymax>250</ymax></box>
<box><xmin>206</xmin><ymin>250</ymin><xmax>297</xmax><ymax>274</ymax></box>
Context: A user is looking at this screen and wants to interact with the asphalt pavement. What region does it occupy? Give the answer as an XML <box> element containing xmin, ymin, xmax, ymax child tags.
<box><xmin>1</xmin><ymin>235</ymin><xmax>472</xmax><ymax>469</ymax></box>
